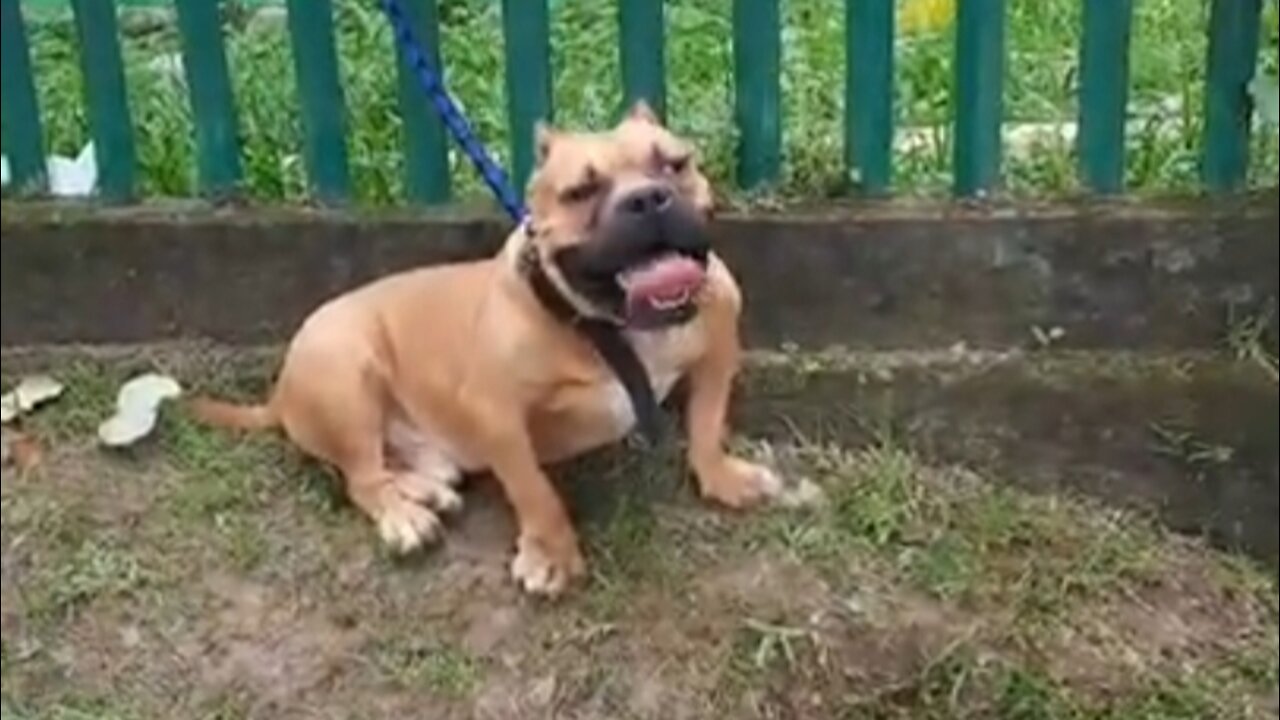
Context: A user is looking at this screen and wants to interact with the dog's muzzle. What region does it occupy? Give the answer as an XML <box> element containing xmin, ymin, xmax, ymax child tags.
<box><xmin>553</xmin><ymin>182</ymin><xmax>711</xmax><ymax>329</ymax></box>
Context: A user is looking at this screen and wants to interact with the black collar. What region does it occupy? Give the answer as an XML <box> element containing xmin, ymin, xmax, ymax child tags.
<box><xmin>518</xmin><ymin>231</ymin><xmax>663</xmax><ymax>445</ymax></box>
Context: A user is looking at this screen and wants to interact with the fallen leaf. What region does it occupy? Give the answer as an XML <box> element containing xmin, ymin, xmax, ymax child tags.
<box><xmin>98</xmin><ymin>373</ymin><xmax>183</xmax><ymax>448</ymax></box>
<box><xmin>8</xmin><ymin>432</ymin><xmax>43</xmax><ymax>472</ymax></box>
<box><xmin>14</xmin><ymin>375</ymin><xmax>65</xmax><ymax>412</ymax></box>
<box><xmin>1</xmin><ymin>375</ymin><xmax>65</xmax><ymax>424</ymax></box>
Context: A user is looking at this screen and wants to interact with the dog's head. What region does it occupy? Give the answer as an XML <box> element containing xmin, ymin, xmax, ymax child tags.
<box><xmin>523</xmin><ymin>102</ymin><xmax>715</xmax><ymax>328</ymax></box>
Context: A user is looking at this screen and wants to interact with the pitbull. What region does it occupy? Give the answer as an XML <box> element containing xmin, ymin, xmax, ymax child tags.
<box><xmin>191</xmin><ymin>102</ymin><xmax>782</xmax><ymax>596</ymax></box>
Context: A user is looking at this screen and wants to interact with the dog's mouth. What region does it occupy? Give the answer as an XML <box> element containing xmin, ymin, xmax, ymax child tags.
<box><xmin>616</xmin><ymin>252</ymin><xmax>707</xmax><ymax>327</ymax></box>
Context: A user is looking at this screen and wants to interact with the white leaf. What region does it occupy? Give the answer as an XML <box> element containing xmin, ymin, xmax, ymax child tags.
<box><xmin>97</xmin><ymin>412</ymin><xmax>162</xmax><ymax>448</ymax></box>
<box><xmin>14</xmin><ymin>375</ymin><xmax>65</xmax><ymax>412</ymax></box>
<box><xmin>1</xmin><ymin>375</ymin><xmax>65</xmax><ymax>424</ymax></box>
<box><xmin>97</xmin><ymin>373</ymin><xmax>183</xmax><ymax>448</ymax></box>
<box><xmin>1250</xmin><ymin>75</ymin><xmax>1279</xmax><ymax>128</ymax></box>
<box><xmin>47</xmin><ymin>142</ymin><xmax>97</xmax><ymax>197</ymax></box>
<box><xmin>116</xmin><ymin>374</ymin><xmax>182</xmax><ymax>413</ymax></box>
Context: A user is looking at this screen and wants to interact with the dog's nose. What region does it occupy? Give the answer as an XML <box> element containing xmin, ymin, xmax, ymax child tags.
<box><xmin>618</xmin><ymin>185</ymin><xmax>673</xmax><ymax>217</ymax></box>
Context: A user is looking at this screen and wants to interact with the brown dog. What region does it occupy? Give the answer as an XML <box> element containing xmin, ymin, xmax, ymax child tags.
<box><xmin>191</xmin><ymin>102</ymin><xmax>781</xmax><ymax>596</ymax></box>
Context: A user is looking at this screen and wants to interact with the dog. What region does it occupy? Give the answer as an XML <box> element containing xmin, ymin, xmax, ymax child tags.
<box><xmin>190</xmin><ymin>102</ymin><xmax>782</xmax><ymax>596</ymax></box>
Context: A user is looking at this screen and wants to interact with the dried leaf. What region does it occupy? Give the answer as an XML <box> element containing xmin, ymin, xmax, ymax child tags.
<box><xmin>9</xmin><ymin>432</ymin><xmax>43</xmax><ymax>472</ymax></box>
<box><xmin>98</xmin><ymin>373</ymin><xmax>183</xmax><ymax>448</ymax></box>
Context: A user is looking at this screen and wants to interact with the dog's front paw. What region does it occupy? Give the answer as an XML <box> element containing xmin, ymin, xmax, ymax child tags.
<box><xmin>510</xmin><ymin>530</ymin><xmax>586</xmax><ymax>597</ymax></box>
<box><xmin>698</xmin><ymin>457</ymin><xmax>784</xmax><ymax>509</ymax></box>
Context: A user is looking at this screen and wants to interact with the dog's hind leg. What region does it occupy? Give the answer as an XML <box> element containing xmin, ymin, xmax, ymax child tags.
<box><xmin>385</xmin><ymin>418</ymin><xmax>464</xmax><ymax>515</ymax></box>
<box><xmin>274</xmin><ymin>356</ymin><xmax>446</xmax><ymax>554</ymax></box>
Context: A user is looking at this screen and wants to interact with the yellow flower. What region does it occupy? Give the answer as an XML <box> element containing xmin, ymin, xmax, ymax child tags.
<box><xmin>900</xmin><ymin>0</ymin><xmax>956</xmax><ymax>35</ymax></box>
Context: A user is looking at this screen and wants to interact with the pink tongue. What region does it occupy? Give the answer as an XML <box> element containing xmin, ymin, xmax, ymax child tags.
<box><xmin>623</xmin><ymin>256</ymin><xmax>705</xmax><ymax>303</ymax></box>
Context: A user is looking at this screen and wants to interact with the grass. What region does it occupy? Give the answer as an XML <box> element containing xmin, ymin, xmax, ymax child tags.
<box><xmin>13</xmin><ymin>0</ymin><xmax>1279</xmax><ymax>206</ymax></box>
<box><xmin>374</xmin><ymin>638</ymin><xmax>484</xmax><ymax>699</ymax></box>
<box><xmin>3</xmin><ymin>349</ymin><xmax>1278</xmax><ymax>718</ymax></box>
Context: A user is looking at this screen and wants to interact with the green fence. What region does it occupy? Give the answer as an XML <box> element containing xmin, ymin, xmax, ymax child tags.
<box><xmin>0</xmin><ymin>0</ymin><xmax>1271</xmax><ymax>205</ymax></box>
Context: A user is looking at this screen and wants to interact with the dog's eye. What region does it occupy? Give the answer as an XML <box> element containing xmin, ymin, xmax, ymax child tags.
<box><xmin>665</xmin><ymin>154</ymin><xmax>691</xmax><ymax>175</ymax></box>
<box><xmin>559</xmin><ymin>182</ymin><xmax>600</xmax><ymax>204</ymax></box>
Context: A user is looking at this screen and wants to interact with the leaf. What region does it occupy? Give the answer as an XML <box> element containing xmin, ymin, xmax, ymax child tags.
<box><xmin>7</xmin><ymin>432</ymin><xmax>43</xmax><ymax>473</ymax></box>
<box><xmin>1</xmin><ymin>375</ymin><xmax>65</xmax><ymax>424</ymax></box>
<box><xmin>97</xmin><ymin>373</ymin><xmax>183</xmax><ymax>448</ymax></box>
<box><xmin>1251</xmin><ymin>74</ymin><xmax>1279</xmax><ymax>128</ymax></box>
<box><xmin>46</xmin><ymin>142</ymin><xmax>97</xmax><ymax>198</ymax></box>
<box><xmin>1</xmin><ymin>155</ymin><xmax>9</xmax><ymax>188</ymax></box>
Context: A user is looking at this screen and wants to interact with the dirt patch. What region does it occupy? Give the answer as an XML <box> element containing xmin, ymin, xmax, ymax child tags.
<box><xmin>1039</xmin><ymin>545</ymin><xmax>1278</xmax><ymax>699</ymax></box>
<box><xmin>192</xmin><ymin>574</ymin><xmax>365</xmax><ymax>714</ymax></box>
<box><xmin>3</xmin><ymin>349</ymin><xmax>1277</xmax><ymax>719</ymax></box>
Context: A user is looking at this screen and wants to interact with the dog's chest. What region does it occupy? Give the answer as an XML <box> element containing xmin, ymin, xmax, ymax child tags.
<box><xmin>599</xmin><ymin>323</ymin><xmax>704</xmax><ymax>433</ymax></box>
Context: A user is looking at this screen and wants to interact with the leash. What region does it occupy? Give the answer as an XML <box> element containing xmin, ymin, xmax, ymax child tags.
<box><xmin>520</xmin><ymin>241</ymin><xmax>665</xmax><ymax>444</ymax></box>
<box><xmin>380</xmin><ymin>0</ymin><xmax>526</xmax><ymax>221</ymax></box>
<box><xmin>380</xmin><ymin>0</ymin><xmax>663</xmax><ymax>444</ymax></box>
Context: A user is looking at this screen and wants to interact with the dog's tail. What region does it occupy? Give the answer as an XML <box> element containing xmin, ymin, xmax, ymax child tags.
<box><xmin>186</xmin><ymin>396</ymin><xmax>279</xmax><ymax>432</ymax></box>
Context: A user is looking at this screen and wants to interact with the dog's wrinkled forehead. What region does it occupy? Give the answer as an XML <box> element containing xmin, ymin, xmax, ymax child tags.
<box><xmin>525</xmin><ymin>103</ymin><xmax>713</xmax><ymax>247</ymax></box>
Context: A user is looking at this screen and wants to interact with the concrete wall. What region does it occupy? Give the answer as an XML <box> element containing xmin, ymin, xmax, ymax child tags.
<box><xmin>2</xmin><ymin>197</ymin><xmax>1277</xmax><ymax>567</ymax></box>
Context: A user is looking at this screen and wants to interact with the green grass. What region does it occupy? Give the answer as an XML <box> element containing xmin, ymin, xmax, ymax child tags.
<box><xmin>374</xmin><ymin>638</ymin><xmax>484</xmax><ymax>699</ymax></box>
<box><xmin>757</xmin><ymin>439</ymin><xmax>1167</xmax><ymax>616</ymax></box>
<box><xmin>734</xmin><ymin>440</ymin><xmax>1276</xmax><ymax>720</ymax></box>
<box><xmin>835</xmin><ymin>647</ymin><xmax>1278</xmax><ymax>720</ymax></box>
<box><xmin>15</xmin><ymin>0</ymin><xmax>1279</xmax><ymax>206</ymax></box>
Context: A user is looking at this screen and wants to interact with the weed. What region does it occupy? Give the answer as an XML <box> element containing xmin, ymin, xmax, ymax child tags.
<box><xmin>1149</xmin><ymin>423</ymin><xmax>1238</xmax><ymax>474</ymax></box>
<box><xmin>1225</xmin><ymin>304</ymin><xmax>1279</xmax><ymax>383</ymax></box>
<box><xmin>740</xmin><ymin>618</ymin><xmax>812</xmax><ymax>674</ymax></box>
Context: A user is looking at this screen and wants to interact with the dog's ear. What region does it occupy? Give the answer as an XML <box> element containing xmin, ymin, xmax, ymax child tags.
<box><xmin>535</xmin><ymin>121</ymin><xmax>559</xmax><ymax>166</ymax></box>
<box><xmin>625</xmin><ymin>99</ymin><xmax>660</xmax><ymax>126</ymax></box>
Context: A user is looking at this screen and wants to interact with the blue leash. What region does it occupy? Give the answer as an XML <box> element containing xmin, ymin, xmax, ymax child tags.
<box><xmin>380</xmin><ymin>0</ymin><xmax>527</xmax><ymax>222</ymax></box>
